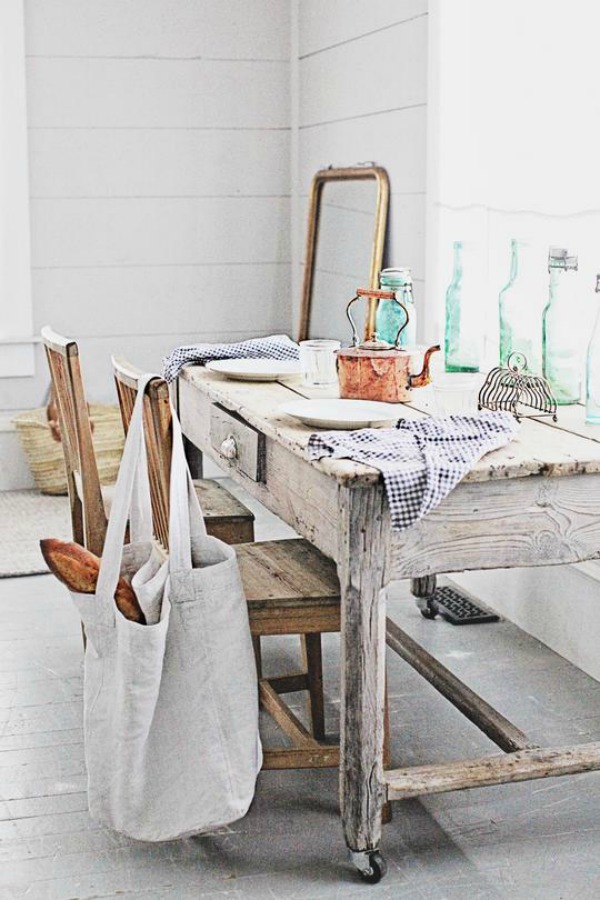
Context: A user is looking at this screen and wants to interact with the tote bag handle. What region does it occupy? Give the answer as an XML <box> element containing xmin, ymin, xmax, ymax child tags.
<box><xmin>95</xmin><ymin>375</ymin><xmax>155</xmax><ymax>623</ymax></box>
<box><xmin>168</xmin><ymin>401</ymin><xmax>211</xmax><ymax>573</ymax></box>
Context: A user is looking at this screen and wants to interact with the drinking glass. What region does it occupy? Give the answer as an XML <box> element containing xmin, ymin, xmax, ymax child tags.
<box><xmin>299</xmin><ymin>340</ymin><xmax>341</xmax><ymax>387</ymax></box>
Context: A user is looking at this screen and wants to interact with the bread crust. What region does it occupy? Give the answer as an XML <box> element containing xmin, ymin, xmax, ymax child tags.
<box><xmin>40</xmin><ymin>538</ymin><xmax>146</xmax><ymax>625</ymax></box>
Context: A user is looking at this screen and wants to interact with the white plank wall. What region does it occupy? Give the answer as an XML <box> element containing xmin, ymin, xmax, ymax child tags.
<box><xmin>24</xmin><ymin>0</ymin><xmax>289</xmax><ymax>59</ymax></box>
<box><xmin>292</xmin><ymin>0</ymin><xmax>428</xmax><ymax>333</ymax></box>
<box><xmin>1</xmin><ymin>0</ymin><xmax>291</xmax><ymax>409</ymax></box>
<box><xmin>28</xmin><ymin>59</ymin><xmax>288</xmax><ymax>129</ymax></box>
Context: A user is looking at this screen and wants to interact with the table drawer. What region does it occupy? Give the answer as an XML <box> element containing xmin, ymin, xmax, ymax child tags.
<box><xmin>210</xmin><ymin>403</ymin><xmax>266</xmax><ymax>482</ymax></box>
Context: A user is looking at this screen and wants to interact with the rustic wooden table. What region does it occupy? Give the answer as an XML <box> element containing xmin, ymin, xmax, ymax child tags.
<box><xmin>177</xmin><ymin>367</ymin><xmax>600</xmax><ymax>884</ymax></box>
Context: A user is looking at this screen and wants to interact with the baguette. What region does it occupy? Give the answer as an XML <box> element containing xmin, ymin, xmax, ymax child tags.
<box><xmin>40</xmin><ymin>538</ymin><xmax>146</xmax><ymax>625</ymax></box>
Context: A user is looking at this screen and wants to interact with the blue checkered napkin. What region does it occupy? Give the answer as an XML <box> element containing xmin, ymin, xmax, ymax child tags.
<box><xmin>162</xmin><ymin>334</ymin><xmax>300</xmax><ymax>383</ymax></box>
<box><xmin>308</xmin><ymin>411</ymin><xmax>519</xmax><ymax>531</ymax></box>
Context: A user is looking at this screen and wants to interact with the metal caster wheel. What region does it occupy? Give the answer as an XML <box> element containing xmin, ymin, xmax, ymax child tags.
<box><xmin>349</xmin><ymin>849</ymin><xmax>388</xmax><ymax>884</ymax></box>
<box><xmin>417</xmin><ymin>597</ymin><xmax>438</xmax><ymax>620</ymax></box>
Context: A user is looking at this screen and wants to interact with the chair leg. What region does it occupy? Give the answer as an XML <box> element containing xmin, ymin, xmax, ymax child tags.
<box><xmin>252</xmin><ymin>636</ymin><xmax>263</xmax><ymax>679</ymax></box>
<box><xmin>301</xmin><ymin>633</ymin><xmax>326</xmax><ymax>741</ymax></box>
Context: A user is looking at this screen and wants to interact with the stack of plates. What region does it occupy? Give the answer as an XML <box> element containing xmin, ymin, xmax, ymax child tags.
<box><xmin>206</xmin><ymin>359</ymin><xmax>300</xmax><ymax>381</ymax></box>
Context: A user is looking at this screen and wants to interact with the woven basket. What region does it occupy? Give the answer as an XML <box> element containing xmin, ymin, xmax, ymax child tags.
<box><xmin>13</xmin><ymin>404</ymin><xmax>125</xmax><ymax>496</ymax></box>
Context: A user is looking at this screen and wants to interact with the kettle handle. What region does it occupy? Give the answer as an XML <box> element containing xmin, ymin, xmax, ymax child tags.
<box><xmin>347</xmin><ymin>288</ymin><xmax>410</xmax><ymax>348</ymax></box>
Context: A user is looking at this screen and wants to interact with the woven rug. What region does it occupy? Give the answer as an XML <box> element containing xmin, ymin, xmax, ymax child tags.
<box><xmin>0</xmin><ymin>489</ymin><xmax>71</xmax><ymax>577</ymax></box>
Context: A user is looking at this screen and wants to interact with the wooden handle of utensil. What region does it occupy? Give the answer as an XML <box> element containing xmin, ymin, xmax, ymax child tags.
<box><xmin>356</xmin><ymin>288</ymin><xmax>396</xmax><ymax>300</ymax></box>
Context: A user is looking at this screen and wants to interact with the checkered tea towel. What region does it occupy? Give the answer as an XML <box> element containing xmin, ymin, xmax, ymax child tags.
<box><xmin>162</xmin><ymin>334</ymin><xmax>299</xmax><ymax>383</ymax></box>
<box><xmin>308</xmin><ymin>411</ymin><xmax>519</xmax><ymax>531</ymax></box>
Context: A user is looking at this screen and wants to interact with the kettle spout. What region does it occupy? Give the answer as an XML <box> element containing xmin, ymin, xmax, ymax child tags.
<box><xmin>409</xmin><ymin>345</ymin><xmax>441</xmax><ymax>389</ymax></box>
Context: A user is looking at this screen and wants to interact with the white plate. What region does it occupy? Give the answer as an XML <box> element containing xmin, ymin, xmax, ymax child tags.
<box><xmin>206</xmin><ymin>359</ymin><xmax>301</xmax><ymax>381</ymax></box>
<box><xmin>280</xmin><ymin>399</ymin><xmax>400</xmax><ymax>430</ymax></box>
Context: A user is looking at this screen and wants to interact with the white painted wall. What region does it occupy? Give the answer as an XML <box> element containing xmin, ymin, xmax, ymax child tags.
<box><xmin>291</xmin><ymin>0</ymin><xmax>428</xmax><ymax>336</ymax></box>
<box><xmin>4</xmin><ymin>1</ymin><xmax>427</xmax><ymax>401</ymax></box>
<box><xmin>427</xmin><ymin>0</ymin><xmax>600</xmax><ymax>682</ymax></box>
<box><xmin>0</xmin><ymin>1</ymin><xmax>34</xmax><ymax>378</ymax></box>
<box><xmin>1</xmin><ymin>0</ymin><xmax>290</xmax><ymax>410</ymax></box>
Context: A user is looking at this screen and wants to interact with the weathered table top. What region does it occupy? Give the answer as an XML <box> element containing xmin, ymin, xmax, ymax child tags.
<box><xmin>181</xmin><ymin>366</ymin><xmax>600</xmax><ymax>484</ymax></box>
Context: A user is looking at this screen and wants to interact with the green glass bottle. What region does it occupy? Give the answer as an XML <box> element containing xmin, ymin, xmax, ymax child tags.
<box><xmin>498</xmin><ymin>239</ymin><xmax>542</xmax><ymax>372</ymax></box>
<box><xmin>542</xmin><ymin>247</ymin><xmax>580</xmax><ymax>405</ymax></box>
<box><xmin>585</xmin><ymin>275</ymin><xmax>600</xmax><ymax>424</ymax></box>
<box><xmin>375</xmin><ymin>268</ymin><xmax>415</xmax><ymax>347</ymax></box>
<box><xmin>444</xmin><ymin>241</ymin><xmax>480</xmax><ymax>372</ymax></box>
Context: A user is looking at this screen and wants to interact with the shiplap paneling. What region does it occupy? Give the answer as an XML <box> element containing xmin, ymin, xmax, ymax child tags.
<box><xmin>293</xmin><ymin>4</ymin><xmax>428</xmax><ymax>340</ymax></box>
<box><xmin>388</xmin><ymin>193</ymin><xmax>427</xmax><ymax>282</ymax></box>
<box><xmin>32</xmin><ymin>264</ymin><xmax>291</xmax><ymax>337</ymax></box>
<box><xmin>27</xmin><ymin>58</ymin><xmax>289</xmax><ymax>130</ymax></box>
<box><xmin>30</xmin><ymin>197</ymin><xmax>290</xmax><ymax>268</ymax></box>
<box><xmin>298</xmin><ymin>106</ymin><xmax>426</xmax><ymax>195</ymax></box>
<box><xmin>299</xmin><ymin>0</ymin><xmax>427</xmax><ymax>57</ymax></box>
<box><xmin>29</xmin><ymin>129</ymin><xmax>290</xmax><ymax>198</ymax></box>
<box><xmin>25</xmin><ymin>0</ymin><xmax>290</xmax><ymax>60</ymax></box>
<box><xmin>299</xmin><ymin>17</ymin><xmax>427</xmax><ymax>128</ymax></box>
<box><xmin>0</xmin><ymin>1</ymin><xmax>292</xmax><ymax>427</ymax></box>
<box><xmin>0</xmin><ymin>0</ymin><xmax>33</xmax><ymax>377</ymax></box>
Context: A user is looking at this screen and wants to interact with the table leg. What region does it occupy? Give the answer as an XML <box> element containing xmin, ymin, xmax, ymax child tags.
<box><xmin>338</xmin><ymin>483</ymin><xmax>389</xmax><ymax>884</ymax></box>
<box><xmin>183</xmin><ymin>434</ymin><xmax>204</xmax><ymax>479</ymax></box>
<box><xmin>174</xmin><ymin>377</ymin><xmax>204</xmax><ymax>478</ymax></box>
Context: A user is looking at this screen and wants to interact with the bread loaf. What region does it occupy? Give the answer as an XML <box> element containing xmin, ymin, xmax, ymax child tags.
<box><xmin>40</xmin><ymin>538</ymin><xmax>146</xmax><ymax>625</ymax></box>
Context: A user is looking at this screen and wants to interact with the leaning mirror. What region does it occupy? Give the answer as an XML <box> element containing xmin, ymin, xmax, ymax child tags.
<box><xmin>298</xmin><ymin>165</ymin><xmax>390</xmax><ymax>344</ymax></box>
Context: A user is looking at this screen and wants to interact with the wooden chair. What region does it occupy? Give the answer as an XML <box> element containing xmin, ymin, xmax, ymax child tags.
<box><xmin>41</xmin><ymin>327</ymin><xmax>108</xmax><ymax>557</ymax></box>
<box><xmin>111</xmin><ymin>356</ymin><xmax>352</xmax><ymax>770</ymax></box>
<box><xmin>112</xmin><ymin>357</ymin><xmax>255</xmax><ymax>547</ymax></box>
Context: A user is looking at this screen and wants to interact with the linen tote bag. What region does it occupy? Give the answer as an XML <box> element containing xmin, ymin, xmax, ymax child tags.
<box><xmin>70</xmin><ymin>377</ymin><xmax>262</xmax><ymax>841</ymax></box>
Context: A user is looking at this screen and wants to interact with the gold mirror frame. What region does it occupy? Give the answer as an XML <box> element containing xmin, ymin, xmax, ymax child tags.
<box><xmin>297</xmin><ymin>165</ymin><xmax>390</xmax><ymax>342</ymax></box>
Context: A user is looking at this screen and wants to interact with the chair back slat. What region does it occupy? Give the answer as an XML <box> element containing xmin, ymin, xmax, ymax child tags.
<box><xmin>112</xmin><ymin>357</ymin><xmax>172</xmax><ymax>551</ymax></box>
<box><xmin>41</xmin><ymin>326</ymin><xmax>108</xmax><ymax>556</ymax></box>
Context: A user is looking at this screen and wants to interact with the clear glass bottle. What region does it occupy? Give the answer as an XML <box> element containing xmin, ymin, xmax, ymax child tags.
<box><xmin>542</xmin><ymin>247</ymin><xmax>580</xmax><ymax>405</ymax></box>
<box><xmin>586</xmin><ymin>275</ymin><xmax>600</xmax><ymax>424</ymax></box>
<box><xmin>375</xmin><ymin>267</ymin><xmax>415</xmax><ymax>348</ymax></box>
<box><xmin>444</xmin><ymin>241</ymin><xmax>480</xmax><ymax>372</ymax></box>
<box><xmin>498</xmin><ymin>239</ymin><xmax>543</xmax><ymax>373</ymax></box>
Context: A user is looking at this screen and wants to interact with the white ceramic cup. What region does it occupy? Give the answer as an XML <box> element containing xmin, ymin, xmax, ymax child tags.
<box><xmin>432</xmin><ymin>372</ymin><xmax>481</xmax><ymax>416</ymax></box>
<box><xmin>299</xmin><ymin>340</ymin><xmax>341</xmax><ymax>387</ymax></box>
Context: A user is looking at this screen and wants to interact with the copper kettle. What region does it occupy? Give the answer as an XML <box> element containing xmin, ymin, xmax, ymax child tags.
<box><xmin>337</xmin><ymin>288</ymin><xmax>440</xmax><ymax>404</ymax></box>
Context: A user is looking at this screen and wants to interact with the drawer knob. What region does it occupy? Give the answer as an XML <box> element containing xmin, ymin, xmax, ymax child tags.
<box><xmin>220</xmin><ymin>435</ymin><xmax>238</xmax><ymax>460</ymax></box>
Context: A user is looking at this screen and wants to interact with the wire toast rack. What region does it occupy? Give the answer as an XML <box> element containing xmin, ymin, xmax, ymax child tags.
<box><xmin>478</xmin><ymin>352</ymin><xmax>558</xmax><ymax>422</ymax></box>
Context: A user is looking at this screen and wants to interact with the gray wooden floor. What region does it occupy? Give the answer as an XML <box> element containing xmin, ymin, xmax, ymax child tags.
<box><xmin>3</xmin><ymin>485</ymin><xmax>600</xmax><ymax>898</ymax></box>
